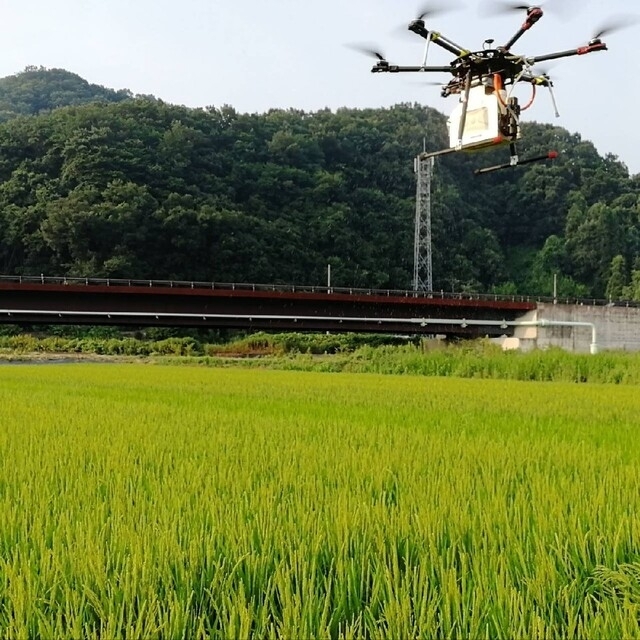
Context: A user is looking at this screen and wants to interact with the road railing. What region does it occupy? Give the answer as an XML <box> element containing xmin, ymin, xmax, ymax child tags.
<box><xmin>0</xmin><ymin>274</ymin><xmax>637</xmax><ymax>309</ymax></box>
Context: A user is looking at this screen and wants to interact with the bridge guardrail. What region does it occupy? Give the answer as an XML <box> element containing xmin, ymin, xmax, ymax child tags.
<box><xmin>0</xmin><ymin>274</ymin><xmax>638</xmax><ymax>309</ymax></box>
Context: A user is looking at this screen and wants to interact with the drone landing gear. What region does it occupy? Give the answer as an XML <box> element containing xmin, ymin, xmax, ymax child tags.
<box><xmin>474</xmin><ymin>148</ymin><xmax>558</xmax><ymax>176</ymax></box>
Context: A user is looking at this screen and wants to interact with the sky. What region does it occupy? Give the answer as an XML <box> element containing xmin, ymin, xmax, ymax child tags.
<box><xmin>1</xmin><ymin>0</ymin><xmax>638</xmax><ymax>173</ymax></box>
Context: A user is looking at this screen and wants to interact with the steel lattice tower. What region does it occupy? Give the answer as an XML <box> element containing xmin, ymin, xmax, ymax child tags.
<box><xmin>413</xmin><ymin>154</ymin><xmax>434</xmax><ymax>292</ymax></box>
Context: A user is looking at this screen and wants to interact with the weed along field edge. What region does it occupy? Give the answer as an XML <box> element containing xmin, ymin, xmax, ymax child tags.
<box><xmin>5</xmin><ymin>332</ymin><xmax>640</xmax><ymax>384</ymax></box>
<box><xmin>1</xmin><ymin>364</ymin><xmax>640</xmax><ymax>638</ymax></box>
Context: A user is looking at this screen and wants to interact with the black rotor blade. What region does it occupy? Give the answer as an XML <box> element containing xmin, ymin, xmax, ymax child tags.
<box><xmin>591</xmin><ymin>15</ymin><xmax>640</xmax><ymax>40</ymax></box>
<box><xmin>391</xmin><ymin>1</ymin><xmax>464</xmax><ymax>39</ymax></box>
<box><xmin>408</xmin><ymin>80</ymin><xmax>448</xmax><ymax>86</ymax></box>
<box><xmin>531</xmin><ymin>64</ymin><xmax>555</xmax><ymax>77</ymax></box>
<box><xmin>480</xmin><ymin>0</ymin><xmax>539</xmax><ymax>16</ymax></box>
<box><xmin>345</xmin><ymin>43</ymin><xmax>387</xmax><ymax>61</ymax></box>
<box><xmin>531</xmin><ymin>59</ymin><xmax>570</xmax><ymax>86</ymax></box>
<box><xmin>480</xmin><ymin>0</ymin><xmax>577</xmax><ymax>18</ymax></box>
<box><xmin>415</xmin><ymin>0</ymin><xmax>464</xmax><ymax>21</ymax></box>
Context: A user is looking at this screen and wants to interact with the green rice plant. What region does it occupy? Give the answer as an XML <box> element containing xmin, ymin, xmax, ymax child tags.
<box><xmin>0</xmin><ymin>365</ymin><xmax>639</xmax><ymax>637</ymax></box>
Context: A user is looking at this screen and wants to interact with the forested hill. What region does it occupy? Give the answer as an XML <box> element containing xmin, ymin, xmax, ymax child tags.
<box><xmin>0</xmin><ymin>67</ymin><xmax>133</xmax><ymax>121</ymax></box>
<box><xmin>0</xmin><ymin>68</ymin><xmax>638</xmax><ymax>299</ymax></box>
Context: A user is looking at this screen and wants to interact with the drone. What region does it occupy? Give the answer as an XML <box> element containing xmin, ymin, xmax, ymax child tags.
<box><xmin>354</xmin><ymin>2</ymin><xmax>631</xmax><ymax>175</ymax></box>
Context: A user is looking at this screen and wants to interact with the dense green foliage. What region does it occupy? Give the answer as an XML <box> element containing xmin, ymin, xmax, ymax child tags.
<box><xmin>1</xmin><ymin>365</ymin><xmax>640</xmax><ymax>637</ymax></box>
<box><xmin>0</xmin><ymin>67</ymin><xmax>132</xmax><ymax>121</ymax></box>
<box><xmin>0</xmin><ymin>68</ymin><xmax>639</xmax><ymax>297</ymax></box>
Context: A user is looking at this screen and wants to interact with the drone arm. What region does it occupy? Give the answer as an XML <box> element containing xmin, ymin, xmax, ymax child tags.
<box><xmin>502</xmin><ymin>8</ymin><xmax>544</xmax><ymax>52</ymax></box>
<box><xmin>475</xmin><ymin>151</ymin><xmax>558</xmax><ymax>176</ymax></box>
<box><xmin>408</xmin><ymin>21</ymin><xmax>471</xmax><ymax>57</ymax></box>
<box><xmin>371</xmin><ymin>63</ymin><xmax>452</xmax><ymax>74</ymax></box>
<box><xmin>429</xmin><ymin>33</ymin><xmax>470</xmax><ymax>58</ymax></box>
<box><xmin>530</xmin><ymin>41</ymin><xmax>607</xmax><ymax>64</ymax></box>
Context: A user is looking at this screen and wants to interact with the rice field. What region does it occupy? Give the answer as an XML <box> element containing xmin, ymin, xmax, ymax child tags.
<box><xmin>0</xmin><ymin>364</ymin><xmax>639</xmax><ymax>638</ymax></box>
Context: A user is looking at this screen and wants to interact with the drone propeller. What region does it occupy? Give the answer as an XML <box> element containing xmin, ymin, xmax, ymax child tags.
<box><xmin>590</xmin><ymin>15</ymin><xmax>640</xmax><ymax>41</ymax></box>
<box><xmin>407</xmin><ymin>79</ymin><xmax>449</xmax><ymax>87</ymax></box>
<box><xmin>414</xmin><ymin>0</ymin><xmax>464</xmax><ymax>21</ymax></box>
<box><xmin>345</xmin><ymin>44</ymin><xmax>388</xmax><ymax>62</ymax></box>
<box><xmin>531</xmin><ymin>64</ymin><xmax>555</xmax><ymax>77</ymax></box>
<box><xmin>391</xmin><ymin>1</ymin><xmax>464</xmax><ymax>39</ymax></box>
<box><xmin>482</xmin><ymin>1</ymin><xmax>538</xmax><ymax>14</ymax></box>
<box><xmin>480</xmin><ymin>0</ymin><xmax>576</xmax><ymax>18</ymax></box>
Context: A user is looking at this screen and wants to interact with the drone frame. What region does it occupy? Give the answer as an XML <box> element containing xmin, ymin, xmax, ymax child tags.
<box><xmin>369</xmin><ymin>6</ymin><xmax>608</xmax><ymax>174</ymax></box>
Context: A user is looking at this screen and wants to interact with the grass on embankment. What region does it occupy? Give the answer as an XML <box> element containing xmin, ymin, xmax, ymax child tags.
<box><xmin>1</xmin><ymin>331</ymin><xmax>640</xmax><ymax>384</ymax></box>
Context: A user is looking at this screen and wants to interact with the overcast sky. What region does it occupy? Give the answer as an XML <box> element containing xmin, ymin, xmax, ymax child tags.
<box><xmin>1</xmin><ymin>0</ymin><xmax>638</xmax><ymax>173</ymax></box>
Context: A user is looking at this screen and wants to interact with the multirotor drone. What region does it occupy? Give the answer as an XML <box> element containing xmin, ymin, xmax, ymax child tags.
<box><xmin>355</xmin><ymin>2</ymin><xmax>631</xmax><ymax>175</ymax></box>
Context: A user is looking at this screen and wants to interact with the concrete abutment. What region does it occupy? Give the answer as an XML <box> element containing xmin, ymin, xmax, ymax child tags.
<box><xmin>497</xmin><ymin>303</ymin><xmax>640</xmax><ymax>353</ymax></box>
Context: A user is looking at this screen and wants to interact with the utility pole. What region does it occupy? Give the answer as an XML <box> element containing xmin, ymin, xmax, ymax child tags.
<box><xmin>413</xmin><ymin>150</ymin><xmax>434</xmax><ymax>292</ymax></box>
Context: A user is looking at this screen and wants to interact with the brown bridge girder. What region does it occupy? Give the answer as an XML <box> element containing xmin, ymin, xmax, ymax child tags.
<box><xmin>0</xmin><ymin>279</ymin><xmax>536</xmax><ymax>337</ymax></box>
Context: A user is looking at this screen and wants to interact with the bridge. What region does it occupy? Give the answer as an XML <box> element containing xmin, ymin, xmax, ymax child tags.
<box><xmin>0</xmin><ymin>275</ymin><xmax>543</xmax><ymax>338</ymax></box>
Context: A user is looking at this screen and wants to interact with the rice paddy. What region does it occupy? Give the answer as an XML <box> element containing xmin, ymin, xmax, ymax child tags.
<box><xmin>0</xmin><ymin>363</ymin><xmax>639</xmax><ymax>638</ymax></box>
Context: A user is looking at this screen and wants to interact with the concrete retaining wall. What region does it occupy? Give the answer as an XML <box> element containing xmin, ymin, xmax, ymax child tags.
<box><xmin>507</xmin><ymin>303</ymin><xmax>640</xmax><ymax>353</ymax></box>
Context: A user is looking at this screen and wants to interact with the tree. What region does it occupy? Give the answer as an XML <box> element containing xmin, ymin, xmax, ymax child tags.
<box><xmin>605</xmin><ymin>255</ymin><xmax>627</xmax><ymax>301</ymax></box>
<box><xmin>0</xmin><ymin>67</ymin><xmax>132</xmax><ymax>122</ymax></box>
<box><xmin>565</xmin><ymin>203</ymin><xmax>629</xmax><ymax>296</ymax></box>
<box><xmin>526</xmin><ymin>235</ymin><xmax>568</xmax><ymax>296</ymax></box>
<box><xmin>623</xmin><ymin>258</ymin><xmax>640</xmax><ymax>302</ymax></box>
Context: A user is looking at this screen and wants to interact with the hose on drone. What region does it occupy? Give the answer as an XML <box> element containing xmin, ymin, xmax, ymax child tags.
<box><xmin>493</xmin><ymin>73</ymin><xmax>536</xmax><ymax>111</ymax></box>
